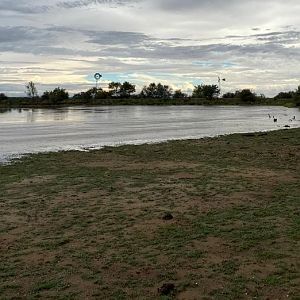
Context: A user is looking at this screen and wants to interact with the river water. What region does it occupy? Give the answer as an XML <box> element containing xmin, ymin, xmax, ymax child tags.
<box><xmin>0</xmin><ymin>105</ymin><xmax>299</xmax><ymax>163</ymax></box>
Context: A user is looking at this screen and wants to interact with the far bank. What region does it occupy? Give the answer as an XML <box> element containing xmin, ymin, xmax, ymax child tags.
<box><xmin>0</xmin><ymin>96</ymin><xmax>299</xmax><ymax>109</ymax></box>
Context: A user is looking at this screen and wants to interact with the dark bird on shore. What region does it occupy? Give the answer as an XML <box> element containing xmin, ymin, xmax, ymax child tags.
<box><xmin>273</xmin><ymin>116</ymin><xmax>277</xmax><ymax>123</ymax></box>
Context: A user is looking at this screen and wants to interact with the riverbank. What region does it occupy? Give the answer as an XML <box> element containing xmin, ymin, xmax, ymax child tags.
<box><xmin>1</xmin><ymin>128</ymin><xmax>299</xmax><ymax>299</ymax></box>
<box><xmin>0</xmin><ymin>97</ymin><xmax>298</xmax><ymax>108</ymax></box>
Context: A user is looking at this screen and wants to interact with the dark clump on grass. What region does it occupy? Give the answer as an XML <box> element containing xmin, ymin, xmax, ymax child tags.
<box><xmin>158</xmin><ymin>283</ymin><xmax>176</xmax><ymax>296</ymax></box>
<box><xmin>162</xmin><ymin>212</ymin><xmax>174</xmax><ymax>221</ymax></box>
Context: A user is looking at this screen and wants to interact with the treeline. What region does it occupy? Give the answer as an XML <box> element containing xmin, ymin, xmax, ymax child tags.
<box><xmin>0</xmin><ymin>81</ymin><xmax>300</xmax><ymax>107</ymax></box>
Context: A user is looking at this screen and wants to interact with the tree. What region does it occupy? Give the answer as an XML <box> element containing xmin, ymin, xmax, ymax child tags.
<box><xmin>25</xmin><ymin>81</ymin><xmax>38</xmax><ymax>99</ymax></box>
<box><xmin>274</xmin><ymin>91</ymin><xmax>295</xmax><ymax>100</ymax></box>
<box><xmin>222</xmin><ymin>92</ymin><xmax>236</xmax><ymax>99</ymax></box>
<box><xmin>140</xmin><ymin>83</ymin><xmax>156</xmax><ymax>98</ymax></box>
<box><xmin>120</xmin><ymin>81</ymin><xmax>136</xmax><ymax>98</ymax></box>
<box><xmin>140</xmin><ymin>83</ymin><xmax>173</xmax><ymax>99</ymax></box>
<box><xmin>238</xmin><ymin>89</ymin><xmax>256</xmax><ymax>103</ymax></box>
<box><xmin>108</xmin><ymin>82</ymin><xmax>122</xmax><ymax>97</ymax></box>
<box><xmin>274</xmin><ymin>85</ymin><xmax>300</xmax><ymax>106</ymax></box>
<box><xmin>156</xmin><ymin>83</ymin><xmax>173</xmax><ymax>99</ymax></box>
<box><xmin>108</xmin><ymin>81</ymin><xmax>136</xmax><ymax>98</ymax></box>
<box><xmin>295</xmin><ymin>85</ymin><xmax>300</xmax><ymax>106</ymax></box>
<box><xmin>173</xmin><ymin>89</ymin><xmax>187</xmax><ymax>99</ymax></box>
<box><xmin>192</xmin><ymin>84</ymin><xmax>220</xmax><ymax>100</ymax></box>
<box><xmin>73</xmin><ymin>88</ymin><xmax>109</xmax><ymax>100</ymax></box>
<box><xmin>42</xmin><ymin>87</ymin><xmax>69</xmax><ymax>104</ymax></box>
<box><xmin>0</xmin><ymin>93</ymin><xmax>8</xmax><ymax>101</ymax></box>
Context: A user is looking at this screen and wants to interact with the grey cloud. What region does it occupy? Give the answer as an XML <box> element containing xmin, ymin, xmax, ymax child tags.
<box><xmin>87</xmin><ymin>31</ymin><xmax>151</xmax><ymax>46</ymax></box>
<box><xmin>226</xmin><ymin>30</ymin><xmax>300</xmax><ymax>45</ymax></box>
<box><xmin>1</xmin><ymin>25</ymin><xmax>299</xmax><ymax>63</ymax></box>
<box><xmin>0</xmin><ymin>0</ymin><xmax>49</xmax><ymax>14</ymax></box>
<box><xmin>57</xmin><ymin>0</ymin><xmax>139</xmax><ymax>9</ymax></box>
<box><xmin>255</xmin><ymin>31</ymin><xmax>300</xmax><ymax>44</ymax></box>
<box><xmin>0</xmin><ymin>0</ymin><xmax>138</xmax><ymax>14</ymax></box>
<box><xmin>0</xmin><ymin>26</ymin><xmax>52</xmax><ymax>43</ymax></box>
<box><xmin>151</xmin><ymin>0</ymin><xmax>260</xmax><ymax>12</ymax></box>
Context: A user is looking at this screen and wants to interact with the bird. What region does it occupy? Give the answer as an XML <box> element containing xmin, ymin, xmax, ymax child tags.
<box><xmin>268</xmin><ymin>114</ymin><xmax>271</xmax><ymax>118</ymax></box>
<box><xmin>273</xmin><ymin>116</ymin><xmax>277</xmax><ymax>123</ymax></box>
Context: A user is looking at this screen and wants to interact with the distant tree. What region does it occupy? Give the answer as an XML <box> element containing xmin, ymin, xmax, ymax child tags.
<box><xmin>42</xmin><ymin>87</ymin><xmax>69</xmax><ymax>104</ymax></box>
<box><xmin>25</xmin><ymin>81</ymin><xmax>38</xmax><ymax>99</ymax></box>
<box><xmin>274</xmin><ymin>85</ymin><xmax>300</xmax><ymax>106</ymax></box>
<box><xmin>222</xmin><ymin>92</ymin><xmax>236</xmax><ymax>99</ymax></box>
<box><xmin>140</xmin><ymin>83</ymin><xmax>172</xmax><ymax>99</ymax></box>
<box><xmin>120</xmin><ymin>81</ymin><xmax>136</xmax><ymax>98</ymax></box>
<box><xmin>73</xmin><ymin>88</ymin><xmax>109</xmax><ymax>100</ymax></box>
<box><xmin>274</xmin><ymin>91</ymin><xmax>295</xmax><ymax>100</ymax></box>
<box><xmin>295</xmin><ymin>85</ymin><xmax>300</xmax><ymax>106</ymax></box>
<box><xmin>89</xmin><ymin>88</ymin><xmax>110</xmax><ymax>99</ymax></box>
<box><xmin>0</xmin><ymin>93</ymin><xmax>8</xmax><ymax>101</ymax></box>
<box><xmin>108</xmin><ymin>82</ymin><xmax>122</xmax><ymax>97</ymax></box>
<box><xmin>192</xmin><ymin>84</ymin><xmax>220</xmax><ymax>100</ymax></box>
<box><xmin>156</xmin><ymin>83</ymin><xmax>173</xmax><ymax>99</ymax></box>
<box><xmin>173</xmin><ymin>89</ymin><xmax>187</xmax><ymax>99</ymax></box>
<box><xmin>140</xmin><ymin>83</ymin><xmax>156</xmax><ymax>98</ymax></box>
<box><xmin>72</xmin><ymin>91</ymin><xmax>88</xmax><ymax>100</ymax></box>
<box><xmin>238</xmin><ymin>89</ymin><xmax>257</xmax><ymax>103</ymax></box>
<box><xmin>259</xmin><ymin>93</ymin><xmax>266</xmax><ymax>99</ymax></box>
<box><xmin>107</xmin><ymin>81</ymin><xmax>136</xmax><ymax>98</ymax></box>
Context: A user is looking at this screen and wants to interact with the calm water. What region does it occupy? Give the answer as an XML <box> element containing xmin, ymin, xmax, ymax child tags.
<box><xmin>0</xmin><ymin>105</ymin><xmax>299</xmax><ymax>163</ymax></box>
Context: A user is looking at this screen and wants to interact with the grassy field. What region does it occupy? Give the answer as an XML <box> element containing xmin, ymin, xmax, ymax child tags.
<box><xmin>0</xmin><ymin>128</ymin><xmax>299</xmax><ymax>299</ymax></box>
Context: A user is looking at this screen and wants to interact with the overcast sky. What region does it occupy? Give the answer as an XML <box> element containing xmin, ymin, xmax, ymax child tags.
<box><xmin>0</xmin><ymin>0</ymin><xmax>300</xmax><ymax>96</ymax></box>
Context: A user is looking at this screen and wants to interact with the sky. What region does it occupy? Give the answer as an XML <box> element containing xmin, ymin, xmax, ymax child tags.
<box><xmin>0</xmin><ymin>0</ymin><xmax>300</xmax><ymax>97</ymax></box>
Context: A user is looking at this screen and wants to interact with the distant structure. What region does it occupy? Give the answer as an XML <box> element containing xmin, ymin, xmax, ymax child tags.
<box><xmin>94</xmin><ymin>73</ymin><xmax>102</xmax><ymax>89</ymax></box>
<box><xmin>218</xmin><ymin>76</ymin><xmax>226</xmax><ymax>95</ymax></box>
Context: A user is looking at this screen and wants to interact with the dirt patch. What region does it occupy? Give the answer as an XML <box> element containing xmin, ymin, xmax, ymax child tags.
<box><xmin>7</xmin><ymin>175</ymin><xmax>57</xmax><ymax>188</ymax></box>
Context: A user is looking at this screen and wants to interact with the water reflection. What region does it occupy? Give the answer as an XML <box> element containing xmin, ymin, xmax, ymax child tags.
<box><xmin>0</xmin><ymin>107</ymin><xmax>84</xmax><ymax>123</ymax></box>
<box><xmin>0</xmin><ymin>108</ymin><xmax>12</xmax><ymax>114</ymax></box>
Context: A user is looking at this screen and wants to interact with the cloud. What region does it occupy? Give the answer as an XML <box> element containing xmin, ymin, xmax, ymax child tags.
<box><xmin>0</xmin><ymin>0</ymin><xmax>49</xmax><ymax>14</ymax></box>
<box><xmin>0</xmin><ymin>0</ymin><xmax>299</xmax><ymax>96</ymax></box>
<box><xmin>0</xmin><ymin>0</ymin><xmax>139</xmax><ymax>14</ymax></box>
<box><xmin>57</xmin><ymin>0</ymin><xmax>139</xmax><ymax>9</ymax></box>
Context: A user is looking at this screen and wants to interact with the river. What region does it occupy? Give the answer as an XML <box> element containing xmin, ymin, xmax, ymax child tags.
<box><xmin>0</xmin><ymin>105</ymin><xmax>299</xmax><ymax>163</ymax></box>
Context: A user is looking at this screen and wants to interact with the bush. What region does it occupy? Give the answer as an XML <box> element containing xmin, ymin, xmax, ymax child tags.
<box><xmin>222</xmin><ymin>92</ymin><xmax>236</xmax><ymax>99</ymax></box>
<box><xmin>42</xmin><ymin>87</ymin><xmax>69</xmax><ymax>104</ymax></box>
<box><xmin>238</xmin><ymin>89</ymin><xmax>256</xmax><ymax>103</ymax></box>
<box><xmin>73</xmin><ymin>88</ymin><xmax>109</xmax><ymax>101</ymax></box>
<box><xmin>192</xmin><ymin>85</ymin><xmax>220</xmax><ymax>100</ymax></box>
<box><xmin>0</xmin><ymin>93</ymin><xmax>8</xmax><ymax>101</ymax></box>
<box><xmin>140</xmin><ymin>83</ymin><xmax>173</xmax><ymax>99</ymax></box>
<box><xmin>173</xmin><ymin>90</ymin><xmax>187</xmax><ymax>99</ymax></box>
